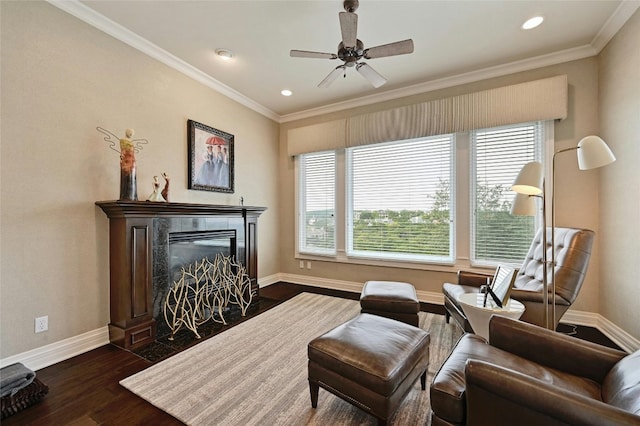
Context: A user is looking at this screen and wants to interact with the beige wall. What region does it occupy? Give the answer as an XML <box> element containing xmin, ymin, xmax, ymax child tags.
<box><xmin>598</xmin><ymin>9</ymin><xmax>640</xmax><ymax>339</ymax></box>
<box><xmin>279</xmin><ymin>58</ymin><xmax>604</xmax><ymax>314</ymax></box>
<box><xmin>2</xmin><ymin>2</ymin><xmax>638</xmax><ymax>361</ymax></box>
<box><xmin>0</xmin><ymin>2</ymin><xmax>280</xmax><ymax>358</ymax></box>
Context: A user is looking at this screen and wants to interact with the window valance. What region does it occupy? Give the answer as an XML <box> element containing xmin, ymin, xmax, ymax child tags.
<box><xmin>288</xmin><ymin>75</ymin><xmax>567</xmax><ymax>155</ymax></box>
<box><xmin>286</xmin><ymin>119</ymin><xmax>346</xmax><ymax>156</ymax></box>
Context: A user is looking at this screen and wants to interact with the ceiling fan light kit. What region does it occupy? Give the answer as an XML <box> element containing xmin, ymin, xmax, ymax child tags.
<box><xmin>290</xmin><ymin>0</ymin><xmax>414</xmax><ymax>89</ymax></box>
<box><xmin>356</xmin><ymin>63</ymin><xmax>386</xmax><ymax>88</ymax></box>
<box><xmin>318</xmin><ymin>65</ymin><xmax>346</xmax><ymax>88</ymax></box>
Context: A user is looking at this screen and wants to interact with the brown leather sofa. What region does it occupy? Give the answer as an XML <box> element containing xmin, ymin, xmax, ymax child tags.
<box><xmin>443</xmin><ymin>227</ymin><xmax>595</xmax><ymax>332</ymax></box>
<box><xmin>430</xmin><ymin>316</ymin><xmax>640</xmax><ymax>426</ymax></box>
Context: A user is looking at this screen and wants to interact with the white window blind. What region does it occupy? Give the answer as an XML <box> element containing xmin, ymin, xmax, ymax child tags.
<box><xmin>471</xmin><ymin>122</ymin><xmax>542</xmax><ymax>265</ymax></box>
<box><xmin>346</xmin><ymin>135</ymin><xmax>455</xmax><ymax>262</ymax></box>
<box><xmin>298</xmin><ymin>151</ymin><xmax>336</xmax><ymax>255</ymax></box>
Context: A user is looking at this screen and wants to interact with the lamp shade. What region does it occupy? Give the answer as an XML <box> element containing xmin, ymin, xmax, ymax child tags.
<box><xmin>512</xmin><ymin>161</ymin><xmax>543</xmax><ymax>195</ymax></box>
<box><xmin>510</xmin><ymin>193</ymin><xmax>538</xmax><ymax>216</ymax></box>
<box><xmin>577</xmin><ymin>136</ymin><xmax>616</xmax><ymax>170</ymax></box>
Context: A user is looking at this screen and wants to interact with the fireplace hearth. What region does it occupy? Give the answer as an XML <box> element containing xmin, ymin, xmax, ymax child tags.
<box><xmin>97</xmin><ymin>201</ymin><xmax>266</xmax><ymax>349</ymax></box>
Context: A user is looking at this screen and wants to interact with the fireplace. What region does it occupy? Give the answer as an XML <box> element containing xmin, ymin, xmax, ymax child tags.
<box><xmin>168</xmin><ymin>230</ymin><xmax>236</xmax><ymax>284</ymax></box>
<box><xmin>97</xmin><ymin>201</ymin><xmax>266</xmax><ymax>349</ymax></box>
<box><xmin>154</xmin><ymin>229</ymin><xmax>237</xmax><ymax>337</ymax></box>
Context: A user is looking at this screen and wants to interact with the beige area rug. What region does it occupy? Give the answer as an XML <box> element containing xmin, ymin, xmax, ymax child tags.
<box><xmin>120</xmin><ymin>293</ymin><xmax>463</xmax><ymax>425</ymax></box>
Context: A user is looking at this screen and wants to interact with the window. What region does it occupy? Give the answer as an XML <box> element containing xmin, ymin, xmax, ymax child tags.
<box><xmin>296</xmin><ymin>121</ymin><xmax>548</xmax><ymax>268</ymax></box>
<box><xmin>298</xmin><ymin>151</ymin><xmax>336</xmax><ymax>255</ymax></box>
<box><xmin>471</xmin><ymin>123</ymin><xmax>543</xmax><ymax>265</ymax></box>
<box><xmin>347</xmin><ymin>136</ymin><xmax>455</xmax><ymax>262</ymax></box>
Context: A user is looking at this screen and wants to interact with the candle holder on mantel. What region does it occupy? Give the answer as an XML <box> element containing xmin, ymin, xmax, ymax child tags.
<box><xmin>97</xmin><ymin>127</ymin><xmax>149</xmax><ymax>201</ymax></box>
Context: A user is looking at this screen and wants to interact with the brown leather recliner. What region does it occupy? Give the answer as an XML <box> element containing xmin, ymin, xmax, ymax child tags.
<box><xmin>443</xmin><ymin>227</ymin><xmax>595</xmax><ymax>332</ymax></box>
<box><xmin>430</xmin><ymin>315</ymin><xmax>640</xmax><ymax>426</ymax></box>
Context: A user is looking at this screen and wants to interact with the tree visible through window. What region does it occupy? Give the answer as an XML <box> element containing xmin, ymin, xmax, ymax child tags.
<box><xmin>297</xmin><ymin>121</ymin><xmax>546</xmax><ymax>267</ymax></box>
<box><xmin>299</xmin><ymin>151</ymin><xmax>335</xmax><ymax>255</ymax></box>
<box><xmin>471</xmin><ymin>123</ymin><xmax>542</xmax><ymax>265</ymax></box>
<box><xmin>347</xmin><ymin>136</ymin><xmax>454</xmax><ymax>262</ymax></box>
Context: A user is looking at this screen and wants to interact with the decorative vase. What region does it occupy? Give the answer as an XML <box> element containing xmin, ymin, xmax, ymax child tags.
<box><xmin>119</xmin><ymin>130</ymin><xmax>138</xmax><ymax>201</ymax></box>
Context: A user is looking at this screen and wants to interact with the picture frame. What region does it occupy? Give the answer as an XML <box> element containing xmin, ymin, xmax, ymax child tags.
<box><xmin>187</xmin><ymin>119</ymin><xmax>234</xmax><ymax>193</ymax></box>
<box><xmin>486</xmin><ymin>265</ymin><xmax>519</xmax><ymax>307</ymax></box>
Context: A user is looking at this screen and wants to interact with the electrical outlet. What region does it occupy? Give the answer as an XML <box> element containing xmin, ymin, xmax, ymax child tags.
<box><xmin>299</xmin><ymin>260</ymin><xmax>304</xmax><ymax>269</ymax></box>
<box><xmin>35</xmin><ymin>316</ymin><xmax>48</xmax><ymax>333</ymax></box>
<box><xmin>306</xmin><ymin>261</ymin><xmax>312</xmax><ymax>270</ymax></box>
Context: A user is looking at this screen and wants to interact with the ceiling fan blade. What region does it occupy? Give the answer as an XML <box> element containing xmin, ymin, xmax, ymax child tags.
<box><xmin>290</xmin><ymin>50</ymin><xmax>338</xmax><ymax>59</ymax></box>
<box><xmin>339</xmin><ymin>12</ymin><xmax>358</xmax><ymax>48</ymax></box>
<box><xmin>363</xmin><ymin>39</ymin><xmax>414</xmax><ymax>59</ymax></box>
<box><xmin>318</xmin><ymin>65</ymin><xmax>346</xmax><ymax>88</ymax></box>
<box><xmin>356</xmin><ymin>63</ymin><xmax>386</xmax><ymax>88</ymax></box>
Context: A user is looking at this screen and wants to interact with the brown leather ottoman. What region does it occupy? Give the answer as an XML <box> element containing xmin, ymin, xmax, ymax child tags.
<box><xmin>308</xmin><ymin>313</ymin><xmax>430</xmax><ymax>426</ymax></box>
<box><xmin>360</xmin><ymin>280</ymin><xmax>420</xmax><ymax>326</ymax></box>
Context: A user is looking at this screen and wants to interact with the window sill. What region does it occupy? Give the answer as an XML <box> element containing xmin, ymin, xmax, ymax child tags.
<box><xmin>295</xmin><ymin>252</ymin><xmax>495</xmax><ymax>275</ymax></box>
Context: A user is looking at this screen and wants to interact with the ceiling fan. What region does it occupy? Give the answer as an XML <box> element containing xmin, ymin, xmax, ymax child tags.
<box><xmin>290</xmin><ymin>0</ymin><xmax>414</xmax><ymax>89</ymax></box>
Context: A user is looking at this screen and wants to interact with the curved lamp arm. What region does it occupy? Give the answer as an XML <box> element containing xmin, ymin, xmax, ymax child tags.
<box><xmin>550</xmin><ymin>136</ymin><xmax>616</xmax><ymax>326</ymax></box>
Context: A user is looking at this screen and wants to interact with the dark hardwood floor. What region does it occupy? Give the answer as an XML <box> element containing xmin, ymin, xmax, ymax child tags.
<box><xmin>2</xmin><ymin>283</ymin><xmax>621</xmax><ymax>425</ymax></box>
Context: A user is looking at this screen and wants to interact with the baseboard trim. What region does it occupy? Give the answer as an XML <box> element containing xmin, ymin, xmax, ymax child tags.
<box><xmin>268</xmin><ymin>273</ymin><xmax>640</xmax><ymax>352</ymax></box>
<box><xmin>3</xmin><ymin>275</ymin><xmax>637</xmax><ymax>371</ymax></box>
<box><xmin>267</xmin><ymin>273</ymin><xmax>363</xmax><ymax>294</ymax></box>
<box><xmin>257</xmin><ymin>273</ymin><xmax>281</xmax><ymax>287</ymax></box>
<box><xmin>0</xmin><ymin>326</ymin><xmax>110</xmax><ymax>371</ymax></box>
<box><xmin>595</xmin><ymin>315</ymin><xmax>640</xmax><ymax>353</ymax></box>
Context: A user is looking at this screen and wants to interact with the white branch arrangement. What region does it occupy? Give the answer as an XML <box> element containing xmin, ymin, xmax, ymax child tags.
<box><xmin>163</xmin><ymin>254</ymin><xmax>253</xmax><ymax>340</ymax></box>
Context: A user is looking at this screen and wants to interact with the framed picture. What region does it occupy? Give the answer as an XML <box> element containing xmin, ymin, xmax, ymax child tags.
<box><xmin>188</xmin><ymin>119</ymin><xmax>234</xmax><ymax>193</ymax></box>
<box><xmin>486</xmin><ymin>265</ymin><xmax>519</xmax><ymax>307</ymax></box>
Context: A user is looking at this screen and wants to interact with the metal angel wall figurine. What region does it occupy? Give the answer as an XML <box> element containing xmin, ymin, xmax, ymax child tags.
<box><xmin>97</xmin><ymin>127</ymin><xmax>148</xmax><ymax>201</ymax></box>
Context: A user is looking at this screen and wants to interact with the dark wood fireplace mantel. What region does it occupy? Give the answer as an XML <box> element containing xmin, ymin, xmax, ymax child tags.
<box><xmin>96</xmin><ymin>200</ymin><xmax>267</xmax><ymax>218</ymax></box>
<box><xmin>97</xmin><ymin>200</ymin><xmax>266</xmax><ymax>349</ymax></box>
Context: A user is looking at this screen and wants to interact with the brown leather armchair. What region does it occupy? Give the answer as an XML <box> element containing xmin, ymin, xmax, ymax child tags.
<box><xmin>443</xmin><ymin>227</ymin><xmax>595</xmax><ymax>332</ymax></box>
<box><xmin>430</xmin><ymin>315</ymin><xmax>640</xmax><ymax>426</ymax></box>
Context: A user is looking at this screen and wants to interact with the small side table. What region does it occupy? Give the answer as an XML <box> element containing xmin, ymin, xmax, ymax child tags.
<box><xmin>457</xmin><ymin>292</ymin><xmax>525</xmax><ymax>340</ymax></box>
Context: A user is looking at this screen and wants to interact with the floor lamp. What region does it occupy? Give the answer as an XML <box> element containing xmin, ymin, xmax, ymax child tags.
<box><xmin>511</xmin><ymin>136</ymin><xmax>616</xmax><ymax>330</ymax></box>
<box><xmin>511</xmin><ymin>162</ymin><xmax>549</xmax><ymax>328</ymax></box>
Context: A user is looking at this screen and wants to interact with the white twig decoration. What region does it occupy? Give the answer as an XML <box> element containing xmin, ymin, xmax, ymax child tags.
<box><xmin>163</xmin><ymin>255</ymin><xmax>253</xmax><ymax>340</ymax></box>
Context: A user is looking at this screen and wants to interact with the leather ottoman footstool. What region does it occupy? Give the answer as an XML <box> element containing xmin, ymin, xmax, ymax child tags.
<box><xmin>308</xmin><ymin>313</ymin><xmax>430</xmax><ymax>426</ymax></box>
<box><xmin>360</xmin><ymin>281</ymin><xmax>420</xmax><ymax>326</ymax></box>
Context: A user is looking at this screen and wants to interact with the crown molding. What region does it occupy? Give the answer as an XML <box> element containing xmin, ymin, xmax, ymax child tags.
<box><xmin>48</xmin><ymin>0</ymin><xmax>638</xmax><ymax>124</ymax></box>
<box><xmin>46</xmin><ymin>0</ymin><xmax>280</xmax><ymax>122</ymax></box>
<box><xmin>279</xmin><ymin>44</ymin><xmax>597</xmax><ymax>123</ymax></box>
<box><xmin>591</xmin><ymin>0</ymin><xmax>640</xmax><ymax>52</ymax></box>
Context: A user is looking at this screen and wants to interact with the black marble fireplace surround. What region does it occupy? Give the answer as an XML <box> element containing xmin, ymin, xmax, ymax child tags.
<box><xmin>154</xmin><ymin>224</ymin><xmax>239</xmax><ymax>338</ymax></box>
<box><xmin>97</xmin><ymin>201</ymin><xmax>265</xmax><ymax>350</ymax></box>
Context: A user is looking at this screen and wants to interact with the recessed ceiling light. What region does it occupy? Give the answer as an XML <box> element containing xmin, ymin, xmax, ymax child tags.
<box><xmin>215</xmin><ymin>48</ymin><xmax>234</xmax><ymax>60</ymax></box>
<box><xmin>281</xmin><ymin>89</ymin><xmax>293</xmax><ymax>97</ymax></box>
<box><xmin>522</xmin><ymin>16</ymin><xmax>544</xmax><ymax>30</ymax></box>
